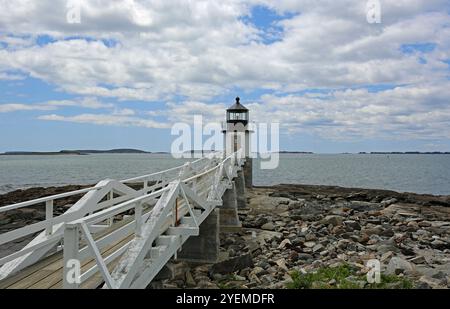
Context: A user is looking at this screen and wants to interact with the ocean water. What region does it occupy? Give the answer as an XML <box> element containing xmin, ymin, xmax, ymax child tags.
<box><xmin>0</xmin><ymin>154</ymin><xmax>191</xmax><ymax>194</ymax></box>
<box><xmin>0</xmin><ymin>153</ymin><xmax>449</xmax><ymax>196</ymax></box>
<box><xmin>254</xmin><ymin>154</ymin><xmax>450</xmax><ymax>195</ymax></box>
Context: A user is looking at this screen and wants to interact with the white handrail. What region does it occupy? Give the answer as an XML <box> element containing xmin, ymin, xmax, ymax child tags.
<box><xmin>69</xmin><ymin>152</ymin><xmax>239</xmax><ymax>226</ymax></box>
<box><xmin>0</xmin><ymin>153</ymin><xmax>218</xmax><ymax>213</ymax></box>
<box><xmin>0</xmin><ymin>150</ymin><xmax>245</xmax><ymax>286</ymax></box>
<box><xmin>0</xmin><ymin>186</ymin><xmax>106</xmax><ymax>213</ymax></box>
<box><xmin>70</xmin><ymin>187</ymin><xmax>169</xmax><ymax>226</ymax></box>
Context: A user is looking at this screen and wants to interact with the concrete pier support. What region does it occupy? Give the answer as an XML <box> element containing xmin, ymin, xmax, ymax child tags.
<box><xmin>177</xmin><ymin>209</ymin><xmax>219</xmax><ymax>263</ymax></box>
<box><xmin>243</xmin><ymin>158</ymin><xmax>252</xmax><ymax>188</ymax></box>
<box><xmin>219</xmin><ymin>182</ymin><xmax>242</xmax><ymax>233</ymax></box>
<box><xmin>235</xmin><ymin>170</ymin><xmax>247</xmax><ymax>209</ymax></box>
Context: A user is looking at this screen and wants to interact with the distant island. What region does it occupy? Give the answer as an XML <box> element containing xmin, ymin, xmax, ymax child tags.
<box><xmin>359</xmin><ymin>152</ymin><xmax>450</xmax><ymax>155</ymax></box>
<box><xmin>2</xmin><ymin>150</ymin><xmax>449</xmax><ymax>156</ymax></box>
<box><xmin>0</xmin><ymin>149</ymin><xmax>167</xmax><ymax>155</ymax></box>
<box><xmin>278</xmin><ymin>151</ymin><xmax>314</xmax><ymax>154</ymax></box>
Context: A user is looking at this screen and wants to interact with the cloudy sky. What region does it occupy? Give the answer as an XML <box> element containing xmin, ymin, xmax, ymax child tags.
<box><xmin>0</xmin><ymin>0</ymin><xmax>449</xmax><ymax>153</ymax></box>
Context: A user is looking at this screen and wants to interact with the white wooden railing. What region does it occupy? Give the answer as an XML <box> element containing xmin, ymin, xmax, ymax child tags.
<box><xmin>0</xmin><ymin>150</ymin><xmax>244</xmax><ymax>289</ymax></box>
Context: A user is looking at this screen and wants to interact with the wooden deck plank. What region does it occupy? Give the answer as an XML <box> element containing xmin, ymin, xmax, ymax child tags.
<box><xmin>7</xmin><ymin>253</ymin><xmax>65</xmax><ymax>289</ymax></box>
<box><xmin>78</xmin><ymin>236</ymin><xmax>133</xmax><ymax>289</ymax></box>
<box><xmin>0</xmin><ymin>204</ymin><xmax>154</xmax><ymax>289</ymax></box>
<box><xmin>0</xmin><ymin>251</ymin><xmax>63</xmax><ymax>289</ymax></box>
<box><xmin>46</xmin><ymin>235</ymin><xmax>133</xmax><ymax>289</ymax></box>
<box><xmin>1</xmin><ymin>217</ymin><xmax>136</xmax><ymax>289</ymax></box>
<box><xmin>79</xmin><ymin>256</ymin><xmax>122</xmax><ymax>289</ymax></box>
<box><xmin>18</xmin><ymin>234</ymin><xmax>132</xmax><ymax>289</ymax></box>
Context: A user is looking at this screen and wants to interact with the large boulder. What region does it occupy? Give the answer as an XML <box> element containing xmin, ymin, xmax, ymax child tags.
<box><xmin>386</xmin><ymin>257</ymin><xmax>415</xmax><ymax>275</ymax></box>
<box><xmin>261</xmin><ymin>222</ymin><xmax>275</xmax><ymax>231</ymax></box>
<box><xmin>321</xmin><ymin>215</ymin><xmax>344</xmax><ymax>227</ymax></box>
<box><xmin>210</xmin><ymin>254</ymin><xmax>254</xmax><ymax>275</ymax></box>
<box><xmin>349</xmin><ymin>201</ymin><xmax>381</xmax><ymax>211</ymax></box>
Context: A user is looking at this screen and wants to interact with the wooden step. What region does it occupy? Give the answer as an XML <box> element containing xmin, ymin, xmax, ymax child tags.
<box><xmin>166</xmin><ymin>226</ymin><xmax>199</xmax><ymax>236</ymax></box>
<box><xmin>155</xmin><ymin>235</ymin><xmax>177</xmax><ymax>246</ymax></box>
<box><xmin>148</xmin><ymin>246</ymin><xmax>167</xmax><ymax>259</ymax></box>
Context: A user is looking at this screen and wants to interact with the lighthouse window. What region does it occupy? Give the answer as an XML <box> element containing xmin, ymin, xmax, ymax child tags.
<box><xmin>227</xmin><ymin>111</ymin><xmax>248</xmax><ymax>121</ymax></box>
<box><xmin>229</xmin><ymin>112</ymin><xmax>247</xmax><ymax>120</ymax></box>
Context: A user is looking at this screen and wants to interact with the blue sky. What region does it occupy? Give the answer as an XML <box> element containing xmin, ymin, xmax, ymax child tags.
<box><xmin>0</xmin><ymin>1</ymin><xmax>450</xmax><ymax>153</ymax></box>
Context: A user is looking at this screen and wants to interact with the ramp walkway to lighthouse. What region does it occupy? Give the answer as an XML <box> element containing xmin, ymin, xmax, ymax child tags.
<box><xmin>0</xmin><ymin>151</ymin><xmax>244</xmax><ymax>289</ymax></box>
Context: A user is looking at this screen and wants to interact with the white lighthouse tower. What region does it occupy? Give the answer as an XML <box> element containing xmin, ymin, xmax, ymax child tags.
<box><xmin>223</xmin><ymin>97</ymin><xmax>253</xmax><ymax>188</ymax></box>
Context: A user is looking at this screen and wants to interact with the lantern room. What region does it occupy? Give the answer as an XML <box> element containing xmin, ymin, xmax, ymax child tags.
<box><xmin>226</xmin><ymin>97</ymin><xmax>249</xmax><ymax>126</ymax></box>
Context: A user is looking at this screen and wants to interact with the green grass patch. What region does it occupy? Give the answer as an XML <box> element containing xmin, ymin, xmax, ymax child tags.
<box><xmin>286</xmin><ymin>264</ymin><xmax>412</xmax><ymax>289</ymax></box>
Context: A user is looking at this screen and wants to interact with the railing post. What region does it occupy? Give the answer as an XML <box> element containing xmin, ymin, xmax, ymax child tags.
<box><xmin>45</xmin><ymin>200</ymin><xmax>54</xmax><ymax>236</ymax></box>
<box><xmin>108</xmin><ymin>190</ymin><xmax>114</xmax><ymax>226</ymax></box>
<box><xmin>192</xmin><ymin>178</ymin><xmax>197</xmax><ymax>194</ymax></box>
<box><xmin>143</xmin><ymin>177</ymin><xmax>148</xmax><ymax>193</ymax></box>
<box><xmin>135</xmin><ymin>201</ymin><xmax>143</xmax><ymax>237</ymax></box>
<box><xmin>63</xmin><ymin>223</ymin><xmax>80</xmax><ymax>289</ymax></box>
<box><xmin>173</xmin><ymin>198</ymin><xmax>178</xmax><ymax>227</ymax></box>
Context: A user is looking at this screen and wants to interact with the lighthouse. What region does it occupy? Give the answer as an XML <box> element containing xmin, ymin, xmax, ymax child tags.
<box><xmin>223</xmin><ymin>97</ymin><xmax>253</xmax><ymax>188</ymax></box>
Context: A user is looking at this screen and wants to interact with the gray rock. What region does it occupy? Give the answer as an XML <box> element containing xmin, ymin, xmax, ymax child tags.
<box><xmin>349</xmin><ymin>201</ymin><xmax>381</xmax><ymax>211</ymax></box>
<box><xmin>312</xmin><ymin>244</ymin><xmax>324</xmax><ymax>253</ymax></box>
<box><xmin>415</xmin><ymin>281</ymin><xmax>432</xmax><ymax>289</ymax></box>
<box><xmin>256</xmin><ymin>261</ymin><xmax>270</xmax><ymax>269</ymax></box>
<box><xmin>162</xmin><ymin>283</ymin><xmax>179</xmax><ymax>289</ymax></box>
<box><xmin>417</xmin><ymin>276</ymin><xmax>443</xmax><ymax>289</ymax></box>
<box><xmin>329</xmin><ymin>208</ymin><xmax>348</xmax><ymax>216</ymax></box>
<box><xmin>380</xmin><ymin>251</ymin><xmax>394</xmax><ymax>262</ymax></box>
<box><xmin>250</xmin><ymin>266</ymin><xmax>266</xmax><ymax>277</ymax></box>
<box><xmin>185</xmin><ymin>271</ymin><xmax>196</xmax><ymax>287</ymax></box>
<box><xmin>418</xmin><ymin>221</ymin><xmax>432</xmax><ymax>227</ymax></box>
<box><xmin>261</xmin><ymin>222</ymin><xmax>275</xmax><ymax>231</ymax></box>
<box><xmin>297</xmin><ymin>253</ymin><xmax>314</xmax><ymax>261</ymax></box>
<box><xmin>362</xmin><ymin>226</ymin><xmax>383</xmax><ymax>236</ymax></box>
<box><xmin>278</xmin><ymin>239</ymin><xmax>292</xmax><ymax>249</ymax></box>
<box><xmin>277</xmin><ymin>198</ymin><xmax>291</xmax><ymax>205</ymax></box>
<box><xmin>431</xmin><ymin>271</ymin><xmax>447</xmax><ymax>280</ymax></box>
<box><xmin>386</xmin><ymin>257</ymin><xmax>414</xmax><ymax>275</ymax></box>
<box><xmin>155</xmin><ymin>262</ymin><xmax>189</xmax><ymax>280</ymax></box>
<box><xmin>305</xmin><ymin>233</ymin><xmax>317</xmax><ymax>241</ymax></box>
<box><xmin>367</xmin><ymin>218</ymin><xmax>382</xmax><ymax>225</ymax></box>
<box><xmin>303</xmin><ymin>241</ymin><xmax>316</xmax><ymax>248</ymax></box>
<box><xmin>377</xmin><ymin>243</ymin><xmax>400</xmax><ymax>254</ymax></box>
<box><xmin>381</xmin><ymin>198</ymin><xmax>398</xmax><ymax>207</ymax></box>
<box><xmin>431</xmin><ymin>239</ymin><xmax>449</xmax><ymax>250</ymax></box>
<box><xmin>321</xmin><ymin>215</ymin><xmax>344</xmax><ymax>227</ymax></box>
<box><xmin>275</xmin><ymin>258</ymin><xmax>288</xmax><ymax>271</ymax></box>
<box><xmin>380</xmin><ymin>228</ymin><xmax>395</xmax><ymax>237</ymax></box>
<box><xmin>288</xmin><ymin>200</ymin><xmax>305</xmax><ymax>210</ymax></box>
<box><xmin>269</xmin><ymin>192</ymin><xmax>295</xmax><ymax>199</ymax></box>
<box><xmin>210</xmin><ymin>254</ymin><xmax>254</xmax><ymax>275</ymax></box>
<box><xmin>409</xmin><ymin>256</ymin><xmax>426</xmax><ymax>264</ymax></box>
<box><xmin>344</xmin><ymin>220</ymin><xmax>361</xmax><ymax>230</ymax></box>
<box><xmin>254</xmin><ymin>217</ymin><xmax>268</xmax><ymax>227</ymax></box>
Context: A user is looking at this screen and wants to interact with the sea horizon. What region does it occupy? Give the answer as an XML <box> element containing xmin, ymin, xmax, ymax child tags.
<box><xmin>1</xmin><ymin>152</ymin><xmax>450</xmax><ymax>196</ymax></box>
<box><xmin>1</xmin><ymin>148</ymin><xmax>450</xmax><ymax>155</ymax></box>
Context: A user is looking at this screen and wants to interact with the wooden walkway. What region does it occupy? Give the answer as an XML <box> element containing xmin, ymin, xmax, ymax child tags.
<box><xmin>0</xmin><ymin>151</ymin><xmax>244</xmax><ymax>288</ymax></box>
<box><xmin>0</xmin><ymin>220</ymin><xmax>133</xmax><ymax>289</ymax></box>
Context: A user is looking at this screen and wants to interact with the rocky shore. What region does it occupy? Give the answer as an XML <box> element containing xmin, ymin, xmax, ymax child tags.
<box><xmin>154</xmin><ymin>185</ymin><xmax>450</xmax><ymax>289</ymax></box>
<box><xmin>1</xmin><ymin>184</ymin><xmax>450</xmax><ymax>289</ymax></box>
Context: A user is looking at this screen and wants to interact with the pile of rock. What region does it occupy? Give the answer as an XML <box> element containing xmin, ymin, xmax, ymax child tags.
<box><xmin>157</xmin><ymin>185</ymin><xmax>450</xmax><ymax>289</ymax></box>
<box><xmin>1</xmin><ymin>184</ymin><xmax>448</xmax><ymax>289</ymax></box>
